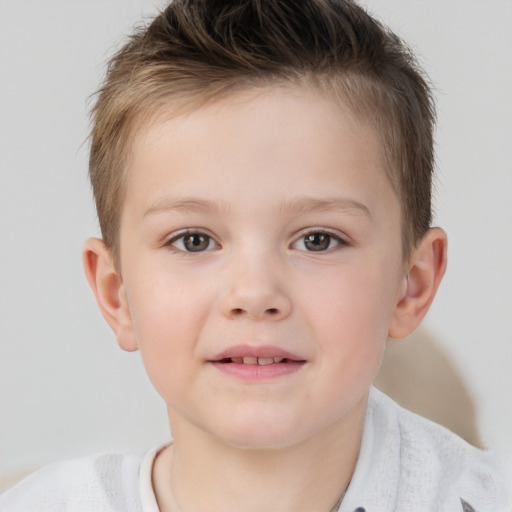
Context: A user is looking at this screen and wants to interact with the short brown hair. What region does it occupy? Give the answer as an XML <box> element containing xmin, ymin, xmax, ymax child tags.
<box><xmin>89</xmin><ymin>0</ymin><xmax>435</xmax><ymax>264</ymax></box>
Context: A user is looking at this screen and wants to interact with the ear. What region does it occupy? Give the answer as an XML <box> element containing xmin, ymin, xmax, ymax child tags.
<box><xmin>82</xmin><ymin>238</ymin><xmax>138</xmax><ymax>352</ymax></box>
<box><xmin>388</xmin><ymin>228</ymin><xmax>447</xmax><ymax>339</ymax></box>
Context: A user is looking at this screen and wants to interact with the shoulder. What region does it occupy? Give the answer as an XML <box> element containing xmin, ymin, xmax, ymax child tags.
<box><xmin>369</xmin><ymin>387</ymin><xmax>503</xmax><ymax>475</ymax></box>
<box><xmin>349</xmin><ymin>388</ymin><xmax>511</xmax><ymax>511</ymax></box>
<box><xmin>0</xmin><ymin>451</ymin><xmax>143</xmax><ymax>512</ymax></box>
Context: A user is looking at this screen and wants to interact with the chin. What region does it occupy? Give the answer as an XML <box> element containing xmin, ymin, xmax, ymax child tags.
<box><xmin>221</xmin><ymin>432</ymin><xmax>301</xmax><ymax>451</ymax></box>
<box><xmin>211</xmin><ymin>416</ymin><xmax>313</xmax><ymax>451</ymax></box>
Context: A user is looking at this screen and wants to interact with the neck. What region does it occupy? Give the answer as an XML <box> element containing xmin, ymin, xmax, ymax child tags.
<box><xmin>153</xmin><ymin>398</ymin><xmax>367</xmax><ymax>512</ymax></box>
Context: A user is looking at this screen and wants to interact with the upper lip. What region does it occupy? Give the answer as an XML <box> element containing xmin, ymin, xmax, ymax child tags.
<box><xmin>209</xmin><ymin>345</ymin><xmax>305</xmax><ymax>362</ymax></box>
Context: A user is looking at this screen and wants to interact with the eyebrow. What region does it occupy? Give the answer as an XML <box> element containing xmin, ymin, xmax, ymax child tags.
<box><xmin>144</xmin><ymin>197</ymin><xmax>229</xmax><ymax>217</ymax></box>
<box><xmin>143</xmin><ymin>195</ymin><xmax>371</xmax><ymax>218</ymax></box>
<box><xmin>280</xmin><ymin>196</ymin><xmax>371</xmax><ymax>217</ymax></box>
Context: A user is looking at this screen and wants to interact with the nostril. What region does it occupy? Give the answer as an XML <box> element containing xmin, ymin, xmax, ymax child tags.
<box><xmin>231</xmin><ymin>308</ymin><xmax>244</xmax><ymax>316</ymax></box>
<box><xmin>266</xmin><ymin>308</ymin><xmax>279</xmax><ymax>315</ymax></box>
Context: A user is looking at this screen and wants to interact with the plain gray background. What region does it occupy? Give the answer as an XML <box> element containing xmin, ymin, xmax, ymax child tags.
<box><xmin>1</xmin><ymin>0</ymin><xmax>511</xmax><ymax>475</ymax></box>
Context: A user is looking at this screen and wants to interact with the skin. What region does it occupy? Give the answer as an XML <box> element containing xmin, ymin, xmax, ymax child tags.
<box><xmin>84</xmin><ymin>86</ymin><xmax>447</xmax><ymax>512</ymax></box>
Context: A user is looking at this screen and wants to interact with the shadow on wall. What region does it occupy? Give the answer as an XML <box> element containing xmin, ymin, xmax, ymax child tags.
<box><xmin>375</xmin><ymin>326</ymin><xmax>482</xmax><ymax>448</ymax></box>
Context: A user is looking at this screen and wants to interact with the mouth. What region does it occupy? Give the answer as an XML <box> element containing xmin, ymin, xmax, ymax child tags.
<box><xmin>216</xmin><ymin>356</ymin><xmax>296</xmax><ymax>366</ymax></box>
<box><xmin>208</xmin><ymin>346</ymin><xmax>306</xmax><ymax>380</ymax></box>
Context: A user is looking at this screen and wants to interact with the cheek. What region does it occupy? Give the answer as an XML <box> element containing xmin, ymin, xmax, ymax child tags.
<box><xmin>301</xmin><ymin>268</ymin><xmax>395</xmax><ymax>415</ymax></box>
<box><xmin>123</xmin><ymin>272</ymin><xmax>213</xmax><ymax>395</ymax></box>
<box><xmin>304</xmin><ymin>262</ymin><xmax>400</xmax><ymax>371</ymax></box>
<box><xmin>127</xmin><ymin>265</ymin><xmax>204</xmax><ymax>337</ymax></box>
<box><xmin>310</xmin><ymin>262</ymin><xmax>398</xmax><ymax>332</ymax></box>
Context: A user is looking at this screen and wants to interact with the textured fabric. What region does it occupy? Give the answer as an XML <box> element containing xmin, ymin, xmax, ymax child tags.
<box><xmin>339</xmin><ymin>388</ymin><xmax>511</xmax><ymax>512</ymax></box>
<box><xmin>1</xmin><ymin>388</ymin><xmax>509</xmax><ymax>511</ymax></box>
<box><xmin>0</xmin><ymin>447</ymin><xmax>160</xmax><ymax>512</ymax></box>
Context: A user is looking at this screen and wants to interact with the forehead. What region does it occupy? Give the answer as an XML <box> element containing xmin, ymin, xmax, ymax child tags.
<box><xmin>123</xmin><ymin>86</ymin><xmax>398</xmax><ymax>223</ymax></box>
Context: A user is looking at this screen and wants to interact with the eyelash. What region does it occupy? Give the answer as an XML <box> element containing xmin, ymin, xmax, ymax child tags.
<box><xmin>165</xmin><ymin>229</ymin><xmax>348</xmax><ymax>253</ymax></box>
<box><xmin>166</xmin><ymin>229</ymin><xmax>219</xmax><ymax>253</ymax></box>
<box><xmin>292</xmin><ymin>229</ymin><xmax>348</xmax><ymax>252</ymax></box>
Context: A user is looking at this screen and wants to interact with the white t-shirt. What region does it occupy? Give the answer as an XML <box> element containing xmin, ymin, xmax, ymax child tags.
<box><xmin>1</xmin><ymin>388</ymin><xmax>510</xmax><ymax>512</ymax></box>
<box><xmin>0</xmin><ymin>443</ymin><xmax>160</xmax><ymax>512</ymax></box>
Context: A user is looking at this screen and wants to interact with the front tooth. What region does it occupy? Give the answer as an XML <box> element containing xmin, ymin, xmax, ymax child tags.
<box><xmin>273</xmin><ymin>357</ymin><xmax>284</xmax><ymax>363</ymax></box>
<box><xmin>231</xmin><ymin>357</ymin><xmax>244</xmax><ymax>364</ymax></box>
<box><xmin>257</xmin><ymin>357</ymin><xmax>274</xmax><ymax>366</ymax></box>
<box><xmin>243</xmin><ymin>356</ymin><xmax>258</xmax><ymax>365</ymax></box>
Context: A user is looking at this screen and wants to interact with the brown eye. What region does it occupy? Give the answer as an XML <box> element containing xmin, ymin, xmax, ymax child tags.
<box><xmin>183</xmin><ymin>233</ymin><xmax>211</xmax><ymax>252</ymax></box>
<box><xmin>304</xmin><ymin>233</ymin><xmax>332</xmax><ymax>251</ymax></box>
<box><xmin>169</xmin><ymin>232</ymin><xmax>217</xmax><ymax>252</ymax></box>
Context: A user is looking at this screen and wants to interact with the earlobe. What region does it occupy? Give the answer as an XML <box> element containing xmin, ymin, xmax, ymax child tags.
<box><xmin>388</xmin><ymin>228</ymin><xmax>447</xmax><ymax>339</ymax></box>
<box><xmin>82</xmin><ymin>238</ymin><xmax>138</xmax><ymax>352</ymax></box>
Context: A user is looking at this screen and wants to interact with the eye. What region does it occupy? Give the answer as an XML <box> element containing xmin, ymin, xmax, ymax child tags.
<box><xmin>293</xmin><ymin>231</ymin><xmax>345</xmax><ymax>252</ymax></box>
<box><xmin>168</xmin><ymin>231</ymin><xmax>218</xmax><ymax>253</ymax></box>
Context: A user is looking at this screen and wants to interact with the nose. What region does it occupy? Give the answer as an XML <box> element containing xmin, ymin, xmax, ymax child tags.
<box><xmin>219</xmin><ymin>253</ymin><xmax>292</xmax><ymax>321</ymax></box>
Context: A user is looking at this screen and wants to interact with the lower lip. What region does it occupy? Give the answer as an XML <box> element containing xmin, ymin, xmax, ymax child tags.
<box><xmin>210</xmin><ymin>361</ymin><xmax>305</xmax><ymax>380</ymax></box>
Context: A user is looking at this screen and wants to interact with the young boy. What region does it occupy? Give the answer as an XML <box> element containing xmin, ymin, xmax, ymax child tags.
<box><xmin>1</xmin><ymin>0</ymin><xmax>510</xmax><ymax>510</ymax></box>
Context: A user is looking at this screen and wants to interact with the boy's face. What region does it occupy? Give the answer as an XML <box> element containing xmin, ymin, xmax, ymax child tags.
<box><xmin>117</xmin><ymin>86</ymin><xmax>406</xmax><ymax>448</ymax></box>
